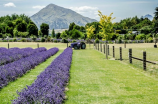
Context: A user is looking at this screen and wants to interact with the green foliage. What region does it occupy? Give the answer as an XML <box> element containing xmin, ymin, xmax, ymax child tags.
<box><xmin>51</xmin><ymin>29</ymin><xmax>55</xmax><ymax>38</ymax></box>
<box><xmin>21</xmin><ymin>38</ymin><xmax>26</xmax><ymax>42</ymax></box>
<box><xmin>56</xmin><ymin>33</ymin><xmax>61</xmax><ymax>39</ymax></box>
<box><xmin>69</xmin><ymin>29</ymin><xmax>82</xmax><ymax>39</ymax></box>
<box><xmin>40</xmin><ymin>23</ymin><xmax>49</xmax><ymax>37</ymax></box>
<box><xmin>148</xmin><ymin>37</ymin><xmax>153</xmax><ymax>43</ymax></box>
<box><xmin>61</xmin><ymin>38</ymin><xmax>68</xmax><ymax>43</ymax></box>
<box><xmin>69</xmin><ymin>22</ymin><xmax>76</xmax><ymax>31</ymax></box>
<box><xmin>41</xmin><ymin>37</ymin><xmax>45</xmax><ymax>42</ymax></box>
<box><xmin>54</xmin><ymin>39</ymin><xmax>57</xmax><ymax>43</ymax></box>
<box><xmin>61</xmin><ymin>31</ymin><xmax>67</xmax><ymax>39</ymax></box>
<box><xmin>135</xmin><ymin>34</ymin><xmax>145</xmax><ymax>40</ymax></box>
<box><xmin>27</xmin><ymin>23</ymin><xmax>38</xmax><ymax>37</ymax></box>
<box><xmin>72</xmin><ymin>40</ymin><xmax>76</xmax><ymax>43</ymax></box>
<box><xmin>13</xmin><ymin>38</ymin><xmax>17</xmax><ymax>42</ymax></box>
<box><xmin>95</xmin><ymin>38</ymin><xmax>99</xmax><ymax>43</ymax></box>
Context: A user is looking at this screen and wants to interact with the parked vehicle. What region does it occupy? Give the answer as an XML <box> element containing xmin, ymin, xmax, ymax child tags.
<box><xmin>70</xmin><ymin>42</ymin><xmax>86</xmax><ymax>49</ymax></box>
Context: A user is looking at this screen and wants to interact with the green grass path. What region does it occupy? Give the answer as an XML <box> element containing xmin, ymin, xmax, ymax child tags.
<box><xmin>65</xmin><ymin>49</ymin><xmax>158</xmax><ymax>104</ymax></box>
<box><xmin>0</xmin><ymin>50</ymin><xmax>63</xmax><ymax>104</ymax></box>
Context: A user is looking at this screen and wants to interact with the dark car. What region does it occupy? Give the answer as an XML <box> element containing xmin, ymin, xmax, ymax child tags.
<box><xmin>70</xmin><ymin>42</ymin><xmax>86</xmax><ymax>49</ymax></box>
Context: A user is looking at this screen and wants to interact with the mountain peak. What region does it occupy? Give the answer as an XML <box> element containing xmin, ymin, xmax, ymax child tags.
<box><xmin>143</xmin><ymin>14</ymin><xmax>153</xmax><ymax>21</ymax></box>
<box><xmin>30</xmin><ymin>4</ymin><xmax>97</xmax><ymax>29</ymax></box>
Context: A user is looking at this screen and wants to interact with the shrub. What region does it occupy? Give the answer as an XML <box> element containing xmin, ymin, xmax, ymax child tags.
<box><xmin>13</xmin><ymin>38</ymin><xmax>17</xmax><ymax>42</ymax></box>
<box><xmin>95</xmin><ymin>38</ymin><xmax>99</xmax><ymax>43</ymax></box>
<box><xmin>148</xmin><ymin>37</ymin><xmax>153</xmax><ymax>43</ymax></box>
<box><xmin>72</xmin><ymin>40</ymin><xmax>76</xmax><ymax>43</ymax></box>
<box><xmin>41</xmin><ymin>38</ymin><xmax>45</xmax><ymax>42</ymax></box>
<box><xmin>54</xmin><ymin>39</ymin><xmax>57</xmax><ymax>43</ymax></box>
<box><xmin>3</xmin><ymin>40</ymin><xmax>7</xmax><ymax>42</ymax></box>
<box><xmin>9</xmin><ymin>40</ymin><xmax>12</xmax><ymax>42</ymax></box>
<box><xmin>61</xmin><ymin>38</ymin><xmax>68</xmax><ymax>43</ymax></box>
<box><xmin>21</xmin><ymin>38</ymin><xmax>26</xmax><ymax>42</ymax></box>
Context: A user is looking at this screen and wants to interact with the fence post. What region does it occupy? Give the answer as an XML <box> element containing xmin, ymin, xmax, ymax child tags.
<box><xmin>67</xmin><ymin>42</ymin><xmax>68</xmax><ymax>48</ymax></box>
<box><xmin>98</xmin><ymin>43</ymin><xmax>99</xmax><ymax>51</ymax></box>
<box><xmin>37</xmin><ymin>43</ymin><xmax>39</xmax><ymax>48</ymax></box>
<box><xmin>129</xmin><ymin>48</ymin><xmax>132</xmax><ymax>63</ymax></box>
<box><xmin>143</xmin><ymin>51</ymin><xmax>146</xmax><ymax>71</ymax></box>
<box><xmin>124</xmin><ymin>41</ymin><xmax>126</xmax><ymax>48</ymax></box>
<box><xmin>106</xmin><ymin>42</ymin><xmax>108</xmax><ymax>59</ymax></box>
<box><xmin>101</xmin><ymin>43</ymin><xmax>102</xmax><ymax>52</ymax></box>
<box><xmin>8</xmin><ymin>43</ymin><xmax>9</xmax><ymax>49</ymax></box>
<box><xmin>108</xmin><ymin>45</ymin><xmax>109</xmax><ymax>55</ymax></box>
<box><xmin>120</xmin><ymin>47</ymin><xmax>122</xmax><ymax>61</ymax></box>
<box><xmin>104</xmin><ymin>44</ymin><xmax>105</xmax><ymax>54</ymax></box>
<box><xmin>113</xmin><ymin>46</ymin><xmax>115</xmax><ymax>58</ymax></box>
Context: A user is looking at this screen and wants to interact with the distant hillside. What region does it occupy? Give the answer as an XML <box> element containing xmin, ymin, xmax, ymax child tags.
<box><xmin>143</xmin><ymin>14</ymin><xmax>153</xmax><ymax>21</ymax></box>
<box><xmin>30</xmin><ymin>4</ymin><xmax>97</xmax><ymax>29</ymax></box>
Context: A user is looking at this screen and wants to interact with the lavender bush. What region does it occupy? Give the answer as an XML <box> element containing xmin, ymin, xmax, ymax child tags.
<box><xmin>0</xmin><ymin>47</ymin><xmax>47</xmax><ymax>66</ymax></box>
<box><xmin>12</xmin><ymin>47</ymin><xmax>73</xmax><ymax>104</ymax></box>
<box><xmin>0</xmin><ymin>47</ymin><xmax>59</xmax><ymax>89</ymax></box>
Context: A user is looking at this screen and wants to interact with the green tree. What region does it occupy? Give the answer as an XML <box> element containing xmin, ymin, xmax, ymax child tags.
<box><xmin>61</xmin><ymin>31</ymin><xmax>67</xmax><ymax>39</ymax></box>
<box><xmin>16</xmin><ymin>22</ymin><xmax>27</xmax><ymax>32</ymax></box>
<box><xmin>68</xmin><ymin>22</ymin><xmax>76</xmax><ymax>31</ymax></box>
<box><xmin>27</xmin><ymin>23</ymin><xmax>38</xmax><ymax>37</ymax></box>
<box><xmin>51</xmin><ymin>29</ymin><xmax>55</xmax><ymax>38</ymax></box>
<box><xmin>98</xmin><ymin>10</ymin><xmax>115</xmax><ymax>41</ymax></box>
<box><xmin>153</xmin><ymin>7</ymin><xmax>158</xmax><ymax>34</ymax></box>
<box><xmin>40</xmin><ymin>23</ymin><xmax>49</xmax><ymax>37</ymax></box>
<box><xmin>56</xmin><ymin>33</ymin><xmax>61</xmax><ymax>39</ymax></box>
<box><xmin>38</xmin><ymin>30</ymin><xmax>43</xmax><ymax>37</ymax></box>
<box><xmin>13</xmin><ymin>28</ymin><xmax>18</xmax><ymax>37</ymax></box>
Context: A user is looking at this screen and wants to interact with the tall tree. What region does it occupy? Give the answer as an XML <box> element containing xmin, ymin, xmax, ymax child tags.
<box><xmin>51</xmin><ymin>29</ymin><xmax>55</xmax><ymax>38</ymax></box>
<box><xmin>153</xmin><ymin>7</ymin><xmax>158</xmax><ymax>34</ymax></box>
<box><xmin>98</xmin><ymin>10</ymin><xmax>115</xmax><ymax>40</ymax></box>
<box><xmin>27</xmin><ymin>23</ymin><xmax>38</xmax><ymax>37</ymax></box>
<box><xmin>86</xmin><ymin>25</ymin><xmax>95</xmax><ymax>39</ymax></box>
<box><xmin>40</xmin><ymin>23</ymin><xmax>49</xmax><ymax>37</ymax></box>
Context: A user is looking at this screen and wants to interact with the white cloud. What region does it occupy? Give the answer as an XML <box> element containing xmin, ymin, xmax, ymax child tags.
<box><xmin>4</xmin><ymin>2</ymin><xmax>16</xmax><ymax>7</ymax></box>
<box><xmin>32</xmin><ymin>5</ymin><xmax>45</xmax><ymax>9</ymax></box>
<box><xmin>69</xmin><ymin>6</ymin><xmax>98</xmax><ymax>14</ymax></box>
<box><xmin>68</xmin><ymin>6</ymin><xmax>99</xmax><ymax>19</ymax></box>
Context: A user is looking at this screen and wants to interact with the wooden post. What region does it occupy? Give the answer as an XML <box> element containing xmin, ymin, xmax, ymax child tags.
<box><xmin>98</xmin><ymin>43</ymin><xmax>99</xmax><ymax>51</ymax></box>
<box><xmin>124</xmin><ymin>41</ymin><xmax>126</xmax><ymax>48</ymax></box>
<box><xmin>104</xmin><ymin>44</ymin><xmax>105</xmax><ymax>54</ymax></box>
<box><xmin>37</xmin><ymin>43</ymin><xmax>39</xmax><ymax>48</ymax></box>
<box><xmin>106</xmin><ymin>42</ymin><xmax>108</xmax><ymax>59</ymax></box>
<box><xmin>143</xmin><ymin>51</ymin><xmax>146</xmax><ymax>71</ymax></box>
<box><xmin>113</xmin><ymin>46</ymin><xmax>115</xmax><ymax>58</ymax></box>
<box><xmin>8</xmin><ymin>43</ymin><xmax>9</xmax><ymax>49</ymax></box>
<box><xmin>120</xmin><ymin>47</ymin><xmax>122</xmax><ymax>61</ymax></box>
<box><xmin>101</xmin><ymin>43</ymin><xmax>102</xmax><ymax>52</ymax></box>
<box><xmin>129</xmin><ymin>48</ymin><xmax>132</xmax><ymax>63</ymax></box>
<box><xmin>108</xmin><ymin>45</ymin><xmax>109</xmax><ymax>55</ymax></box>
<box><xmin>67</xmin><ymin>42</ymin><xmax>68</xmax><ymax>48</ymax></box>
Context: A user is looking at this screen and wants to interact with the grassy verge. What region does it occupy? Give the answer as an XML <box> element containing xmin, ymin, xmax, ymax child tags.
<box><xmin>0</xmin><ymin>50</ymin><xmax>63</xmax><ymax>104</ymax></box>
<box><xmin>65</xmin><ymin>49</ymin><xmax>158</xmax><ymax>104</ymax></box>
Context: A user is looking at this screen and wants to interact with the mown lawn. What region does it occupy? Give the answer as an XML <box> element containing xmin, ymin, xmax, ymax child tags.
<box><xmin>65</xmin><ymin>49</ymin><xmax>158</xmax><ymax>104</ymax></box>
<box><xmin>0</xmin><ymin>50</ymin><xmax>63</xmax><ymax>104</ymax></box>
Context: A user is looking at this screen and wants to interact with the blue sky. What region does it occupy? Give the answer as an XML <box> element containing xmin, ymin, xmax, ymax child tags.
<box><xmin>0</xmin><ymin>0</ymin><xmax>157</xmax><ymax>22</ymax></box>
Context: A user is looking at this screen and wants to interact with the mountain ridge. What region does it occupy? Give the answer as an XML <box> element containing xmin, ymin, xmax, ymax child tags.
<box><xmin>30</xmin><ymin>4</ymin><xmax>97</xmax><ymax>29</ymax></box>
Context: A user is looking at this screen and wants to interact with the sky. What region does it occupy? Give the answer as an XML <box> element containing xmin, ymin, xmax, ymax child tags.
<box><xmin>0</xmin><ymin>0</ymin><xmax>158</xmax><ymax>22</ymax></box>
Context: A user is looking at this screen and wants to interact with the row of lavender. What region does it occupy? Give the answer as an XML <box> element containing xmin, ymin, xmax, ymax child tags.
<box><xmin>13</xmin><ymin>47</ymin><xmax>73</xmax><ymax>104</ymax></box>
<box><xmin>0</xmin><ymin>47</ymin><xmax>59</xmax><ymax>89</ymax></box>
<box><xmin>0</xmin><ymin>47</ymin><xmax>47</xmax><ymax>66</ymax></box>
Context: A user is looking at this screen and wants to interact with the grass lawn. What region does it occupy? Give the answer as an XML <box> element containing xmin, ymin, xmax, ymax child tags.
<box><xmin>0</xmin><ymin>50</ymin><xmax>63</xmax><ymax>104</ymax></box>
<box><xmin>65</xmin><ymin>49</ymin><xmax>158</xmax><ymax>104</ymax></box>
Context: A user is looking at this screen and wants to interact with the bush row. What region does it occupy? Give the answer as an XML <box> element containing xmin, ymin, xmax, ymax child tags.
<box><xmin>0</xmin><ymin>47</ymin><xmax>47</xmax><ymax>66</ymax></box>
<box><xmin>12</xmin><ymin>47</ymin><xmax>73</xmax><ymax>104</ymax></box>
<box><xmin>0</xmin><ymin>47</ymin><xmax>59</xmax><ymax>89</ymax></box>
